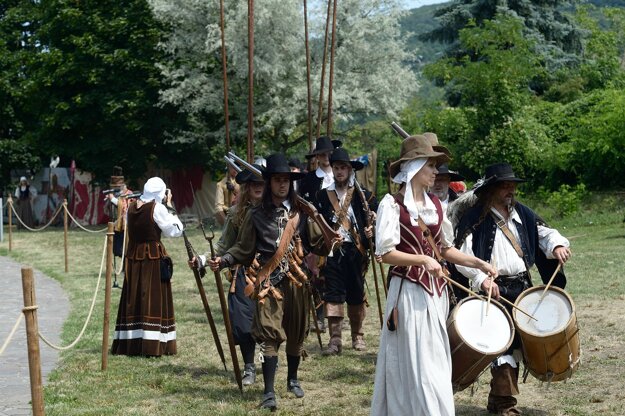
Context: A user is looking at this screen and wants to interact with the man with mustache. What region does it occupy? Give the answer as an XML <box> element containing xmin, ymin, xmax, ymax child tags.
<box><xmin>453</xmin><ymin>163</ymin><xmax>572</xmax><ymax>416</ymax></box>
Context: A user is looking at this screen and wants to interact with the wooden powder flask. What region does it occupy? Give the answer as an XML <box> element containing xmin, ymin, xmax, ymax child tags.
<box><xmin>295</xmin><ymin>236</ymin><xmax>304</xmax><ymax>260</ymax></box>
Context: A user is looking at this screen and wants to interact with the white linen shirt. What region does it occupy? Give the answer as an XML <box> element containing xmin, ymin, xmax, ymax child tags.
<box><xmin>456</xmin><ymin>206</ymin><xmax>569</xmax><ymax>291</ymax></box>
<box><xmin>153</xmin><ymin>203</ymin><xmax>184</xmax><ymax>238</ymax></box>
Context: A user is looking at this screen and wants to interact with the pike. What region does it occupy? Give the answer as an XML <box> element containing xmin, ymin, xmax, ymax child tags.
<box><xmin>180</xmin><ymin>223</ymin><xmax>228</xmax><ymax>372</ymax></box>
<box><xmin>354</xmin><ymin>179</ymin><xmax>386</xmax><ymax>329</ymax></box>
<box><xmin>190</xmin><ymin>183</ymin><xmax>243</xmax><ymax>393</ymax></box>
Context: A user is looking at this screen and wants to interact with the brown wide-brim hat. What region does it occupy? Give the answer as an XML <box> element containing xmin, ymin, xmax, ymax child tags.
<box><xmin>422</xmin><ymin>132</ymin><xmax>452</xmax><ymax>157</ymax></box>
<box><xmin>389</xmin><ymin>135</ymin><xmax>451</xmax><ymax>178</ymax></box>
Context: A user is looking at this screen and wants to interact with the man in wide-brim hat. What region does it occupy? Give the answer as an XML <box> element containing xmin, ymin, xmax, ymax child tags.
<box><xmin>315</xmin><ymin>147</ymin><xmax>375</xmax><ymax>355</ymax></box>
<box><xmin>300</xmin><ymin>136</ymin><xmax>342</xmax><ymax>202</ymax></box>
<box><xmin>453</xmin><ymin>162</ymin><xmax>572</xmax><ymax>416</ymax></box>
<box><xmin>209</xmin><ymin>152</ymin><xmax>310</xmax><ymax>411</ymax></box>
<box><xmin>431</xmin><ymin>163</ymin><xmax>465</xmax><ymax>212</ymax></box>
<box><xmin>299</xmin><ymin>136</ymin><xmax>342</xmax><ymax>332</ymax></box>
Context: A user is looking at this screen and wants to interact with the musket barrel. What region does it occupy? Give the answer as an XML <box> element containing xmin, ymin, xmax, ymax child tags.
<box><xmin>223</xmin><ymin>156</ymin><xmax>242</xmax><ymax>173</ymax></box>
<box><xmin>227</xmin><ymin>151</ymin><xmax>262</xmax><ymax>178</ymax></box>
<box><xmin>390</xmin><ymin>121</ymin><xmax>410</xmax><ymax>139</ymax></box>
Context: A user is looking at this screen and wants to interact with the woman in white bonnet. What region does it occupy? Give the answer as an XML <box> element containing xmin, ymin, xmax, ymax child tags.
<box><xmin>370</xmin><ymin>135</ymin><xmax>498</xmax><ymax>416</ymax></box>
<box><xmin>111</xmin><ymin>177</ymin><xmax>183</xmax><ymax>357</ymax></box>
<box><xmin>14</xmin><ymin>176</ymin><xmax>38</xmax><ymax>228</ymax></box>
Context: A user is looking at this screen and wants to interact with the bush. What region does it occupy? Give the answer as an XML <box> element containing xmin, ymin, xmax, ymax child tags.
<box><xmin>542</xmin><ymin>183</ymin><xmax>588</xmax><ymax>218</ymax></box>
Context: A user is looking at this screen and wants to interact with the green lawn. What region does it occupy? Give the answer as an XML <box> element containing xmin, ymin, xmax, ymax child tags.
<box><xmin>1</xmin><ymin>197</ymin><xmax>624</xmax><ymax>415</ymax></box>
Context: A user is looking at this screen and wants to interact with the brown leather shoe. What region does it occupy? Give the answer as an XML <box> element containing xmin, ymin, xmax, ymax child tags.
<box><xmin>352</xmin><ymin>336</ymin><xmax>366</xmax><ymax>351</ymax></box>
<box><xmin>321</xmin><ymin>342</ymin><xmax>342</xmax><ymax>356</ymax></box>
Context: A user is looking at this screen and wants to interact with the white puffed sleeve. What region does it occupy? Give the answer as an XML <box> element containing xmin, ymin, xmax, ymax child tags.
<box><xmin>537</xmin><ymin>224</ymin><xmax>569</xmax><ymax>259</ymax></box>
<box><xmin>440</xmin><ymin>213</ymin><xmax>455</xmax><ymax>248</ymax></box>
<box><xmin>375</xmin><ymin>194</ymin><xmax>401</xmax><ymax>256</ymax></box>
<box><xmin>153</xmin><ymin>203</ymin><xmax>184</xmax><ymax>238</ymax></box>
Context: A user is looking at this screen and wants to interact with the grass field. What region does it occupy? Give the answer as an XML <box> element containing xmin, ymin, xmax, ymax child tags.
<box><xmin>1</xmin><ymin>196</ymin><xmax>624</xmax><ymax>415</ymax></box>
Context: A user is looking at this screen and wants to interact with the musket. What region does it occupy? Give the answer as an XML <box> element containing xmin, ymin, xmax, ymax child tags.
<box><xmin>190</xmin><ymin>183</ymin><xmax>243</xmax><ymax>393</ymax></box>
<box><xmin>228</xmin><ymin>151</ymin><xmax>342</xmax><ymax>254</ymax></box>
<box><xmin>390</xmin><ymin>121</ymin><xmax>410</xmax><ymax>139</ymax></box>
<box><xmin>181</xmin><ymin>227</ymin><xmax>228</xmax><ymax>372</ymax></box>
<box><xmin>223</xmin><ymin>156</ymin><xmax>242</xmax><ymax>173</ymax></box>
<box><xmin>354</xmin><ymin>179</ymin><xmax>386</xmax><ymax>329</ymax></box>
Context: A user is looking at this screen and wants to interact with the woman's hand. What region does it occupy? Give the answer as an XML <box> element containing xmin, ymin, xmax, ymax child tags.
<box><xmin>479</xmin><ymin>260</ymin><xmax>498</xmax><ymax>280</ymax></box>
<box><xmin>422</xmin><ymin>256</ymin><xmax>444</xmax><ymax>278</ymax></box>
<box><xmin>364</xmin><ymin>225</ymin><xmax>373</xmax><ymax>239</ymax></box>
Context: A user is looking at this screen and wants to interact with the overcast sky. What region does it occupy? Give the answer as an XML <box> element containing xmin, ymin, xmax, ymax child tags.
<box><xmin>402</xmin><ymin>0</ymin><xmax>449</xmax><ymax>9</ymax></box>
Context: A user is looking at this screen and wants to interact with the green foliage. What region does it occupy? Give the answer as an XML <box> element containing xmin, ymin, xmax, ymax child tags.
<box><xmin>423</xmin><ymin>0</ymin><xmax>584</xmax><ymax>74</ymax></box>
<box><xmin>23</xmin><ymin>0</ymin><xmax>186</xmax><ymax>182</ymax></box>
<box><xmin>539</xmin><ymin>183</ymin><xmax>588</xmax><ymax>218</ymax></box>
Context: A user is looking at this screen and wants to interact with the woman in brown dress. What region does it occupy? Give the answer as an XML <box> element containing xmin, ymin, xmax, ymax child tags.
<box><xmin>111</xmin><ymin>177</ymin><xmax>183</xmax><ymax>356</ymax></box>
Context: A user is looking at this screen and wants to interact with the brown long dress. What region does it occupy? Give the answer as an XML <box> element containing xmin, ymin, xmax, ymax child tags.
<box><xmin>111</xmin><ymin>201</ymin><xmax>176</xmax><ymax>356</ymax></box>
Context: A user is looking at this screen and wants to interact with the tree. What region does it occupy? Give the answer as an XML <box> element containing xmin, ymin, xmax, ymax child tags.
<box><xmin>151</xmin><ymin>0</ymin><xmax>417</xmax><ymax>164</ymax></box>
<box><xmin>24</xmin><ymin>0</ymin><xmax>182</xmax><ymax>182</ymax></box>
<box><xmin>0</xmin><ymin>0</ymin><xmax>41</xmax><ymax>192</ymax></box>
<box><xmin>422</xmin><ymin>0</ymin><xmax>584</xmax><ymax>75</ymax></box>
<box><xmin>420</xmin><ymin>14</ymin><xmax>545</xmax><ymax>177</ymax></box>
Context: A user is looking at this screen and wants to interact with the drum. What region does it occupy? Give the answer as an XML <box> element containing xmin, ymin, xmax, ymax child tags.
<box><xmin>447</xmin><ymin>296</ymin><xmax>514</xmax><ymax>392</ymax></box>
<box><xmin>513</xmin><ymin>286</ymin><xmax>581</xmax><ymax>382</ymax></box>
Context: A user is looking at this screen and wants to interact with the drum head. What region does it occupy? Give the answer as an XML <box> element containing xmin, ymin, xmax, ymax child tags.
<box><xmin>455</xmin><ymin>298</ymin><xmax>512</xmax><ymax>354</ymax></box>
<box><xmin>515</xmin><ymin>288</ymin><xmax>573</xmax><ymax>336</ymax></box>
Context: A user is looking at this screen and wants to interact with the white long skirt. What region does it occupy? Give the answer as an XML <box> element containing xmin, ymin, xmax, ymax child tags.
<box><xmin>370</xmin><ymin>277</ymin><xmax>454</xmax><ymax>416</ymax></box>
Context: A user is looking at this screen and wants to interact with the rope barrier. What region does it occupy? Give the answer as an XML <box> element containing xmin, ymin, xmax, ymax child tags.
<box><xmin>62</xmin><ymin>204</ymin><xmax>107</xmax><ymax>233</ymax></box>
<box><xmin>37</xmin><ymin>235</ymin><xmax>107</xmax><ymax>351</ymax></box>
<box><xmin>8</xmin><ymin>200</ymin><xmax>63</xmax><ymax>232</ymax></box>
<box><xmin>0</xmin><ymin>313</ymin><xmax>24</xmax><ymax>356</ymax></box>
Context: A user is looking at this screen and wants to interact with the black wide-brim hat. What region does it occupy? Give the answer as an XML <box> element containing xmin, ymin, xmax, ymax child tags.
<box><xmin>235</xmin><ymin>164</ymin><xmax>265</xmax><ymax>184</ymax></box>
<box><xmin>329</xmin><ymin>148</ymin><xmax>364</xmax><ymax>171</ymax></box>
<box><xmin>436</xmin><ymin>164</ymin><xmax>465</xmax><ymax>182</ymax></box>
<box><xmin>305</xmin><ymin>136</ymin><xmax>342</xmax><ymax>159</ymax></box>
<box><xmin>474</xmin><ymin>162</ymin><xmax>526</xmax><ymax>195</ymax></box>
<box><xmin>263</xmin><ymin>154</ymin><xmax>306</xmax><ymax>180</ymax></box>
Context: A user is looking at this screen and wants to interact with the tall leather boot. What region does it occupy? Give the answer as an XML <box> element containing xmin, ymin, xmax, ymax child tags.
<box><xmin>321</xmin><ymin>302</ymin><xmax>344</xmax><ymax>356</ymax></box>
<box><xmin>487</xmin><ymin>363</ymin><xmax>520</xmax><ymax>415</ymax></box>
<box><xmin>348</xmin><ymin>303</ymin><xmax>366</xmax><ymax>351</ymax></box>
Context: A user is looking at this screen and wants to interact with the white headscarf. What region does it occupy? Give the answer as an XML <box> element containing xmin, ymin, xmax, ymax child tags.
<box><xmin>20</xmin><ymin>176</ymin><xmax>27</xmax><ymax>182</ymax></box>
<box><xmin>392</xmin><ymin>158</ymin><xmax>427</xmax><ymax>224</ymax></box>
<box><xmin>140</xmin><ymin>177</ymin><xmax>166</xmax><ymax>203</ymax></box>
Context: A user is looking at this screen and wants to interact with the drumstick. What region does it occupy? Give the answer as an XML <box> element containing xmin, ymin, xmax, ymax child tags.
<box><xmin>527</xmin><ymin>263</ymin><xmax>562</xmax><ymax>323</ymax></box>
<box><xmin>485</xmin><ymin>258</ymin><xmax>497</xmax><ymax>318</ymax></box>
<box><xmin>436</xmin><ymin>271</ymin><xmax>537</xmax><ymax>321</ymax></box>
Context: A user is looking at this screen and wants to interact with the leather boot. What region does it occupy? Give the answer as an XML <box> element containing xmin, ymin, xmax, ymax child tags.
<box><xmin>321</xmin><ymin>317</ymin><xmax>343</xmax><ymax>356</ymax></box>
<box><xmin>348</xmin><ymin>304</ymin><xmax>366</xmax><ymax>351</ymax></box>
<box><xmin>242</xmin><ymin>363</ymin><xmax>256</xmax><ymax>386</ymax></box>
<box><xmin>487</xmin><ymin>363</ymin><xmax>520</xmax><ymax>415</ymax></box>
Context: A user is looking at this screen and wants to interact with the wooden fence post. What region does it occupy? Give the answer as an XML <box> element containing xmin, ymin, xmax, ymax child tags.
<box><xmin>101</xmin><ymin>222</ymin><xmax>114</xmax><ymax>370</ymax></box>
<box><xmin>21</xmin><ymin>267</ymin><xmax>45</xmax><ymax>416</ymax></box>
<box><xmin>8</xmin><ymin>196</ymin><xmax>13</xmax><ymax>251</ymax></box>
